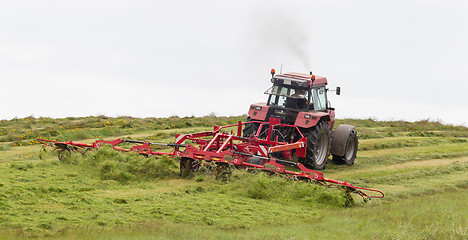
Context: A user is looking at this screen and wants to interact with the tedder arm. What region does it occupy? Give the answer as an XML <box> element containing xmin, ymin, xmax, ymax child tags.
<box><xmin>38</xmin><ymin>119</ymin><xmax>384</xmax><ymax>201</ymax></box>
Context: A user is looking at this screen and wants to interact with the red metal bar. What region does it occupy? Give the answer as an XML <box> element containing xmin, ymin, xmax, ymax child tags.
<box><xmin>268</xmin><ymin>142</ymin><xmax>305</xmax><ymax>153</ymax></box>
<box><xmin>203</xmin><ymin>133</ymin><xmax>220</xmax><ymax>151</ymax></box>
<box><xmin>216</xmin><ymin>135</ymin><xmax>233</xmax><ymax>153</ymax></box>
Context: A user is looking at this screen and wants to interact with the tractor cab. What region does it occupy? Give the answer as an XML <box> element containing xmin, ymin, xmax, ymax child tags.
<box><xmin>261</xmin><ymin>71</ymin><xmax>330</xmax><ymax>124</ymax></box>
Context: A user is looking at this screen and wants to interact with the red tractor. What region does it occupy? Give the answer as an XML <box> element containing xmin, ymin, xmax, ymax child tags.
<box><xmin>244</xmin><ymin>69</ymin><xmax>358</xmax><ymax>170</ymax></box>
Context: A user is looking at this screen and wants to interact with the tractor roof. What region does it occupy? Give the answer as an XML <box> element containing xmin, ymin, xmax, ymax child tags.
<box><xmin>274</xmin><ymin>72</ymin><xmax>327</xmax><ymax>86</ymax></box>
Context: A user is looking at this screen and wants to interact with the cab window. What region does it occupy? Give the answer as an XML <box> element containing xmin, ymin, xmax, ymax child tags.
<box><xmin>312</xmin><ymin>86</ymin><xmax>327</xmax><ymax>111</ymax></box>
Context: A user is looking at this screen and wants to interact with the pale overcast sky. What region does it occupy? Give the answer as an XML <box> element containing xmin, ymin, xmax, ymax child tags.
<box><xmin>1</xmin><ymin>0</ymin><xmax>467</xmax><ymax>126</ymax></box>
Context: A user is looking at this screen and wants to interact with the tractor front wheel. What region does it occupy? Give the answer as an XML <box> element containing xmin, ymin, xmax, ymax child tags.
<box><xmin>302</xmin><ymin>121</ymin><xmax>332</xmax><ymax>170</ymax></box>
<box><xmin>242</xmin><ymin>117</ymin><xmax>259</xmax><ymax>137</ymax></box>
<box><xmin>332</xmin><ymin>131</ymin><xmax>358</xmax><ymax>166</ymax></box>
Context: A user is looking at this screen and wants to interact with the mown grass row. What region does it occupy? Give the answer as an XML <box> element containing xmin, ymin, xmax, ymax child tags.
<box><xmin>336</xmin><ymin>118</ymin><xmax>467</xmax><ymax>139</ymax></box>
<box><xmin>0</xmin><ymin>115</ymin><xmax>245</xmax><ymax>146</ymax></box>
<box><xmin>359</xmin><ymin>136</ymin><xmax>466</xmax><ymax>151</ymax></box>
<box><xmin>2</xmin><ymin>189</ymin><xmax>465</xmax><ymax>240</ymax></box>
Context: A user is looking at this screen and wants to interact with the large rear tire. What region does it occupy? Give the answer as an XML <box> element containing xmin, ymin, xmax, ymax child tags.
<box><xmin>302</xmin><ymin>121</ymin><xmax>331</xmax><ymax>170</ymax></box>
<box><xmin>332</xmin><ymin>131</ymin><xmax>358</xmax><ymax>166</ymax></box>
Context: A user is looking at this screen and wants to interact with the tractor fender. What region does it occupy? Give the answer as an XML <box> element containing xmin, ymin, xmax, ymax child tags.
<box><xmin>330</xmin><ymin>125</ymin><xmax>356</xmax><ymax>157</ymax></box>
<box><xmin>294</xmin><ymin>112</ymin><xmax>329</xmax><ymax>128</ymax></box>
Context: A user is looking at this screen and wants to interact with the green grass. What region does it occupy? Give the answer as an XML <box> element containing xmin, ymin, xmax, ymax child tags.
<box><xmin>2</xmin><ymin>189</ymin><xmax>465</xmax><ymax>240</ymax></box>
<box><xmin>0</xmin><ymin>115</ymin><xmax>467</xmax><ymax>239</ymax></box>
<box><xmin>0</xmin><ymin>157</ymin><xmax>348</xmax><ymax>238</ymax></box>
<box><xmin>0</xmin><ymin>115</ymin><xmax>245</xmax><ymax>146</ymax></box>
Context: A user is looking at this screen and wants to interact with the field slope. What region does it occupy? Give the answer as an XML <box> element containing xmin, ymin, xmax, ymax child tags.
<box><xmin>0</xmin><ymin>116</ymin><xmax>466</xmax><ymax>239</ymax></box>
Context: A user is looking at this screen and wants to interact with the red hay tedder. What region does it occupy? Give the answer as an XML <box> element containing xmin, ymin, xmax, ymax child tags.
<box><xmin>38</xmin><ymin>70</ymin><xmax>384</xmax><ymax>201</ymax></box>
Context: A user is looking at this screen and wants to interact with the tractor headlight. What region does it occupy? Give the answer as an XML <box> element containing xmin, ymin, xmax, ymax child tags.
<box><xmin>254</xmin><ymin>106</ymin><xmax>262</xmax><ymax>111</ymax></box>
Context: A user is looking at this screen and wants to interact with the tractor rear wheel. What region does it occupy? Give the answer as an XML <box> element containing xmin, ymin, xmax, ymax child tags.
<box><xmin>302</xmin><ymin>121</ymin><xmax>331</xmax><ymax>170</ymax></box>
<box><xmin>332</xmin><ymin>131</ymin><xmax>358</xmax><ymax>166</ymax></box>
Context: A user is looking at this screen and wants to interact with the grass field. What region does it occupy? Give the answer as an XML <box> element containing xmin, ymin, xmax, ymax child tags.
<box><xmin>0</xmin><ymin>116</ymin><xmax>467</xmax><ymax>239</ymax></box>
